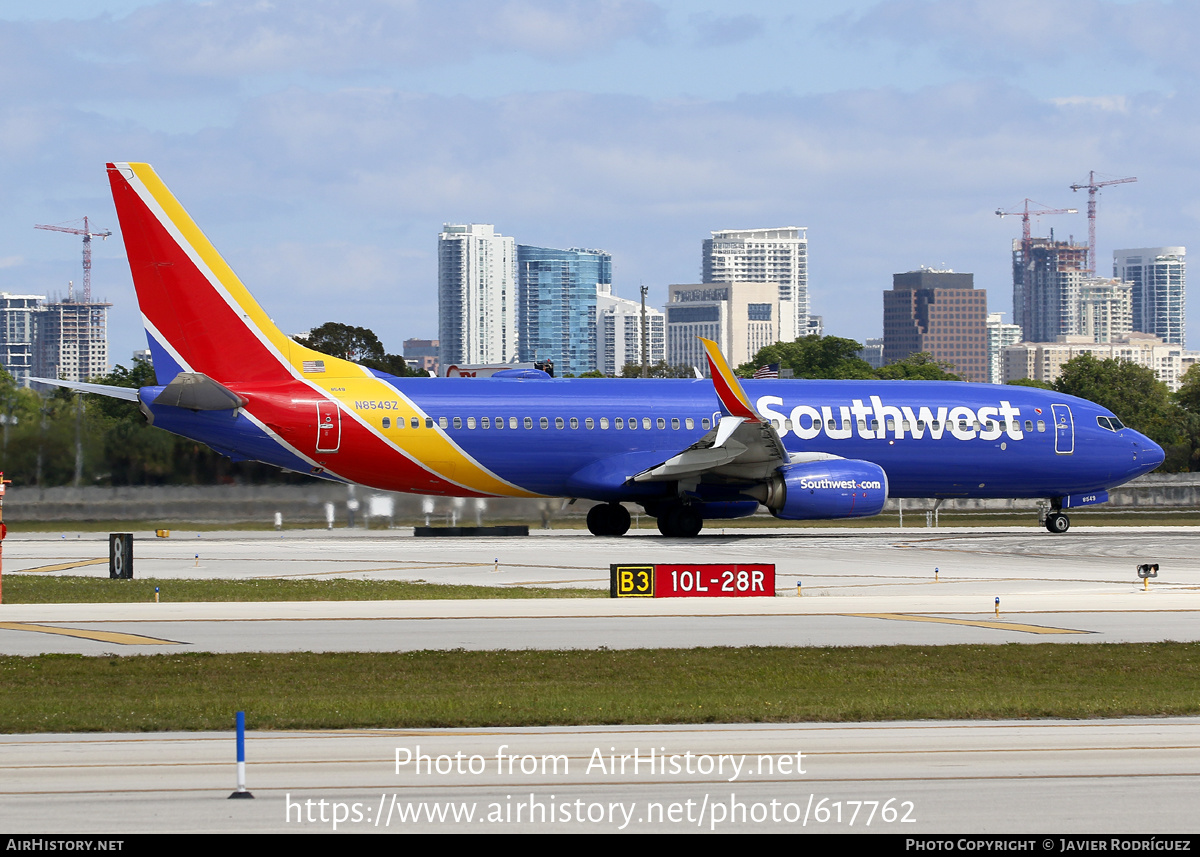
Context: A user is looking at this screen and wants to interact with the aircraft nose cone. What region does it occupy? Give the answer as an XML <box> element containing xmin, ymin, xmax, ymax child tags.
<box><xmin>1137</xmin><ymin>435</ymin><xmax>1166</xmax><ymax>472</ymax></box>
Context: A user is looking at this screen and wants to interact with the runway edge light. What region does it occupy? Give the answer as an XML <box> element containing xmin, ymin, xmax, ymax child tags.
<box><xmin>229</xmin><ymin>710</ymin><xmax>255</xmax><ymax>799</ymax></box>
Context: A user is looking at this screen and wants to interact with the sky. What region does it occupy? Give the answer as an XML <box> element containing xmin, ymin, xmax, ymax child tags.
<box><xmin>3</xmin><ymin>0</ymin><xmax>1198</xmax><ymax>363</ymax></box>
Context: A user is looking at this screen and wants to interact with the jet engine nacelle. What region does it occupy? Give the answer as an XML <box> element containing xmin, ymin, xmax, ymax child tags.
<box><xmin>757</xmin><ymin>459</ymin><xmax>888</xmax><ymax>521</ymax></box>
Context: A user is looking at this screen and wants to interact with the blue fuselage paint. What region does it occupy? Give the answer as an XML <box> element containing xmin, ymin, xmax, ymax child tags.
<box><xmin>139</xmin><ymin>376</ymin><xmax>1165</xmax><ymax>504</ymax></box>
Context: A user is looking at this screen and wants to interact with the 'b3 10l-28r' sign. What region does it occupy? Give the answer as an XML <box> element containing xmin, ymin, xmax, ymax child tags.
<box><xmin>610</xmin><ymin>564</ymin><xmax>775</xmax><ymax>598</ymax></box>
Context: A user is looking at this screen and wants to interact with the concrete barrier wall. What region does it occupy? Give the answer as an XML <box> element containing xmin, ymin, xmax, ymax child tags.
<box><xmin>5</xmin><ymin>472</ymin><xmax>1196</xmax><ymax>524</ymax></box>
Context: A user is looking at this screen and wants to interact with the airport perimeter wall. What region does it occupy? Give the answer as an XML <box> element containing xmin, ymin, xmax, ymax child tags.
<box><xmin>4</xmin><ymin>473</ymin><xmax>1197</xmax><ymax>525</ymax></box>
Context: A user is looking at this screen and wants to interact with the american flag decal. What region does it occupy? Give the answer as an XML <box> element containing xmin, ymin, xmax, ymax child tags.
<box><xmin>302</xmin><ymin>360</ymin><xmax>326</xmax><ymax>373</ymax></box>
<box><xmin>753</xmin><ymin>363</ymin><xmax>780</xmax><ymax>379</ymax></box>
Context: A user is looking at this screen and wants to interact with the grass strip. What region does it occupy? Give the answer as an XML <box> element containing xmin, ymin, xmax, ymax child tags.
<box><xmin>3</xmin><ymin>644</ymin><xmax>1199</xmax><ymax>733</ymax></box>
<box><xmin>2</xmin><ymin>576</ymin><xmax>602</xmax><ymax>603</ymax></box>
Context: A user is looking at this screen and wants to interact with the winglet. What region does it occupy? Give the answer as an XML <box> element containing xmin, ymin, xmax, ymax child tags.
<box><xmin>699</xmin><ymin>338</ymin><xmax>760</xmax><ymax>422</ymax></box>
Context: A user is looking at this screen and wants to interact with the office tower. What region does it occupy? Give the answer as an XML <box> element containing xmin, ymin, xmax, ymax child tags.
<box><xmin>882</xmin><ymin>268</ymin><xmax>988</xmax><ymax>382</ymax></box>
<box><xmin>596</xmin><ymin>284</ymin><xmax>664</xmax><ymax>376</ymax></box>
<box><xmin>858</xmin><ymin>337</ymin><xmax>885</xmax><ymax>370</ymax></box>
<box><xmin>703</xmin><ymin>227</ymin><xmax>807</xmax><ymax>342</ymax></box>
<box><xmin>985</xmin><ymin>312</ymin><xmax>1022</xmax><ymax>385</ymax></box>
<box><xmin>666</xmin><ymin>282</ymin><xmax>780</xmax><ymax>373</ymax></box>
<box><xmin>438</xmin><ymin>224</ymin><xmax>517</xmax><ymax>368</ymax></box>
<box><xmin>403</xmin><ymin>338</ymin><xmax>440</xmax><ymax>376</ymax></box>
<box><xmin>1076</xmin><ymin>278</ymin><xmax>1132</xmax><ymax>344</ymax></box>
<box><xmin>1114</xmin><ymin>247</ymin><xmax>1186</xmax><ymax>345</ymax></box>
<box><xmin>1012</xmin><ymin>236</ymin><xmax>1088</xmax><ymax>343</ymax></box>
<box><xmin>517</xmin><ymin>246</ymin><xmax>611</xmax><ymax>376</ymax></box>
<box><xmin>0</xmin><ymin>292</ymin><xmax>46</xmax><ymax>387</ymax></box>
<box><xmin>31</xmin><ymin>297</ymin><xmax>111</xmax><ymax>382</ymax></box>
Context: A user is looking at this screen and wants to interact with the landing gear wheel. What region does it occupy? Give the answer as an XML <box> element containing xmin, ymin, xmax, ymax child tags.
<box><xmin>587</xmin><ymin>503</ymin><xmax>631</xmax><ymax>536</ymax></box>
<box><xmin>656</xmin><ymin>505</ymin><xmax>703</xmax><ymax>538</ymax></box>
<box><xmin>1045</xmin><ymin>512</ymin><xmax>1070</xmax><ymax>533</ymax></box>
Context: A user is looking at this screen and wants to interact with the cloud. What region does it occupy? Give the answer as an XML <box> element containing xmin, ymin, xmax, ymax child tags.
<box><xmin>689</xmin><ymin>13</ymin><xmax>765</xmax><ymax>47</ymax></box>
<box><xmin>833</xmin><ymin>0</ymin><xmax>1200</xmax><ymax>81</ymax></box>
<box><xmin>107</xmin><ymin>0</ymin><xmax>665</xmax><ymax>78</ymax></box>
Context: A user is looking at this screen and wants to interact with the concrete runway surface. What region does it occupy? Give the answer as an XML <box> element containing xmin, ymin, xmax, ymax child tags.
<box><xmin>0</xmin><ymin>526</ymin><xmax>1197</xmax><ymax>654</ymax></box>
<box><xmin>3</xmin><ymin>719</ymin><xmax>1199</xmax><ymax>833</ymax></box>
<box><xmin>2</xmin><ymin>526</ymin><xmax>1199</xmax><ymax>834</ymax></box>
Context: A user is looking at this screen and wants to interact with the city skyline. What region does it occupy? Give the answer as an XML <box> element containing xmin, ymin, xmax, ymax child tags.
<box><xmin>3</xmin><ymin>2</ymin><xmax>1199</xmax><ymax>364</ymax></box>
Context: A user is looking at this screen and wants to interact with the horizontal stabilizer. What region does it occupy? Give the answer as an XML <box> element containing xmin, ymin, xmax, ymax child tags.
<box><xmin>29</xmin><ymin>378</ymin><xmax>140</xmax><ymax>401</ymax></box>
<box><xmin>153</xmin><ymin>372</ymin><xmax>247</xmax><ymax>411</ymax></box>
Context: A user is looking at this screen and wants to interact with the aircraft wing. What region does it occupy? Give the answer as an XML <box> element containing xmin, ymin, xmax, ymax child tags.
<box><xmin>30</xmin><ymin>377</ymin><xmax>140</xmax><ymax>401</ymax></box>
<box><xmin>632</xmin><ymin>339</ymin><xmax>791</xmax><ymax>484</ymax></box>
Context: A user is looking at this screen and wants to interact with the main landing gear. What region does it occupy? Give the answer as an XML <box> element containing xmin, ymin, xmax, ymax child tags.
<box><xmin>656</xmin><ymin>504</ymin><xmax>703</xmax><ymax>538</ymax></box>
<box><xmin>586</xmin><ymin>503</ymin><xmax>631</xmax><ymax>536</ymax></box>
<box><xmin>1045</xmin><ymin>512</ymin><xmax>1070</xmax><ymax>533</ymax></box>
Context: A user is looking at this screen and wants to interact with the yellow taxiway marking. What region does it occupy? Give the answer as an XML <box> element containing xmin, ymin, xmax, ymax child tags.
<box><xmin>847</xmin><ymin>613</ymin><xmax>1090</xmax><ymax>635</ymax></box>
<box><xmin>0</xmin><ymin>623</ymin><xmax>180</xmax><ymax>646</ymax></box>
<box><xmin>17</xmin><ymin>559</ymin><xmax>107</xmax><ymax>573</ymax></box>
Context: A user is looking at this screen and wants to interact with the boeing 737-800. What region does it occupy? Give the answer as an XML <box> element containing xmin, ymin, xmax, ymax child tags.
<box><xmin>36</xmin><ymin>163</ymin><xmax>1165</xmax><ymax>537</ymax></box>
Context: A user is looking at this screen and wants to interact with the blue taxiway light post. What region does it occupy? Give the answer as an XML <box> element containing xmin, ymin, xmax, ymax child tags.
<box><xmin>229</xmin><ymin>710</ymin><xmax>254</xmax><ymax>799</ymax></box>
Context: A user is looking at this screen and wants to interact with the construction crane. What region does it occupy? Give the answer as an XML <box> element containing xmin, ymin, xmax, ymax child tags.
<box><xmin>1070</xmin><ymin>170</ymin><xmax>1137</xmax><ymax>274</ymax></box>
<box><xmin>995</xmin><ymin>199</ymin><xmax>1078</xmax><ymax>254</ymax></box>
<box><xmin>33</xmin><ymin>217</ymin><xmax>112</xmax><ymax>303</ymax></box>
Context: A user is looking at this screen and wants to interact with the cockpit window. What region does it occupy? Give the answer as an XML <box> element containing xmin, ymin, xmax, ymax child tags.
<box><xmin>1097</xmin><ymin>416</ymin><xmax>1125</xmax><ymax>432</ymax></box>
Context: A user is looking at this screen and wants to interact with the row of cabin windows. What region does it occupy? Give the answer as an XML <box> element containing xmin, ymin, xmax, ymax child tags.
<box><xmin>769</xmin><ymin>418</ymin><xmax>1049</xmax><ymax>434</ymax></box>
<box><xmin>376</xmin><ymin>415</ymin><xmax>714</xmax><ymax>432</ymax></box>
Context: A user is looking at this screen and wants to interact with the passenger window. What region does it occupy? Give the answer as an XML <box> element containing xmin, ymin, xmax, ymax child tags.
<box><xmin>523</xmin><ymin>417</ymin><xmax>533</xmax><ymax>429</ymax></box>
<box><xmin>1037</xmin><ymin>420</ymin><xmax>1045</xmax><ymax>432</ymax></box>
<box><xmin>467</xmin><ymin>417</ymin><xmax>476</xmax><ymax>429</ymax></box>
<box><xmin>423</xmin><ymin>417</ymin><xmax>432</xmax><ymax>428</ymax></box>
<box><xmin>643</xmin><ymin>418</ymin><xmax>652</xmax><ymax>430</ymax></box>
<box><xmin>686</xmin><ymin>418</ymin><xmax>694</xmax><ymax>430</ymax></box>
<box><xmin>615</xmin><ymin>417</ymin><xmax>624</xmax><ymax>429</ymax></box>
<box><xmin>671</xmin><ymin>418</ymin><xmax>680</xmax><ymax>430</ymax></box>
<box><xmin>482</xmin><ymin>417</ymin><xmax>490</xmax><ymax>429</ymax></box>
<box><xmin>509</xmin><ymin>417</ymin><xmax>518</xmax><ymax>429</ymax></box>
<box><xmin>382</xmin><ymin>417</ymin><xmax>391</xmax><ymax>429</ymax></box>
<box><xmin>570</xmin><ymin>417</ymin><xmax>579</xmax><ymax>429</ymax></box>
<box><xmin>871</xmin><ymin>420</ymin><xmax>879</xmax><ymax>431</ymax></box>
<box><xmin>600</xmin><ymin>418</ymin><xmax>609</xmax><ymax>429</ymax></box>
<box><xmin>1025</xmin><ymin>420</ymin><xmax>1032</xmax><ymax>431</ymax></box>
<box><xmin>438</xmin><ymin>417</ymin><xmax>448</xmax><ymax>429</ymax></box>
<box><xmin>453</xmin><ymin>417</ymin><xmax>462</xmax><ymax>429</ymax></box>
<box><xmin>702</xmin><ymin>418</ymin><xmax>711</xmax><ymax>429</ymax></box>
<box><xmin>539</xmin><ymin>417</ymin><xmax>549</xmax><ymax>429</ymax></box>
<box><xmin>656</xmin><ymin>418</ymin><xmax>665</xmax><ymax>430</ymax></box>
<box><xmin>554</xmin><ymin>417</ymin><xmax>564</xmax><ymax>429</ymax></box>
<box><xmin>629</xmin><ymin>418</ymin><xmax>638</xmax><ymax>430</ymax></box>
<box><xmin>585</xmin><ymin>417</ymin><xmax>594</xmax><ymax>429</ymax></box>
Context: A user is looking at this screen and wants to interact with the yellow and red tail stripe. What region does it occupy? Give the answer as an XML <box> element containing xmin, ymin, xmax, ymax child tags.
<box><xmin>699</xmin><ymin>338</ymin><xmax>760</xmax><ymax>422</ymax></box>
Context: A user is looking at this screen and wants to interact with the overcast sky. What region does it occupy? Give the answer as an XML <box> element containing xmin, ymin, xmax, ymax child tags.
<box><xmin>3</xmin><ymin>0</ymin><xmax>1197</xmax><ymax>363</ymax></box>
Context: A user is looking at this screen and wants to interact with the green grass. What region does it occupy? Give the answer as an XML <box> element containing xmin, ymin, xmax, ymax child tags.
<box><xmin>2</xmin><ymin>576</ymin><xmax>603</xmax><ymax>603</ymax></box>
<box><xmin>3</xmin><ymin>644</ymin><xmax>1199</xmax><ymax>733</ymax></box>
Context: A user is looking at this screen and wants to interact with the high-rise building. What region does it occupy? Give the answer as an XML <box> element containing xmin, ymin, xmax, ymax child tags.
<box><xmin>403</xmin><ymin>338</ymin><xmax>439</xmax><ymax>376</ymax></box>
<box><xmin>882</xmin><ymin>269</ymin><xmax>988</xmax><ymax>382</ymax></box>
<box><xmin>1012</xmin><ymin>236</ymin><xmax>1088</xmax><ymax>343</ymax></box>
<box><xmin>1076</xmin><ymin>277</ymin><xmax>1132</xmax><ymax>344</ymax></box>
<box><xmin>596</xmin><ymin>284</ymin><xmax>664</xmax><ymax>376</ymax></box>
<box><xmin>0</xmin><ymin>292</ymin><xmax>46</xmax><ymax>387</ymax></box>
<box><xmin>438</xmin><ymin>224</ymin><xmax>517</xmax><ymax>368</ymax></box>
<box><xmin>517</xmin><ymin>246</ymin><xmax>611</xmax><ymax>377</ymax></box>
<box><xmin>985</xmin><ymin>312</ymin><xmax>1022</xmax><ymax>385</ymax></box>
<box><xmin>31</xmin><ymin>297</ymin><xmax>111</xmax><ymax>382</ymax></box>
<box><xmin>666</xmin><ymin>282</ymin><xmax>780</xmax><ymax>374</ymax></box>
<box><xmin>702</xmin><ymin>228</ymin><xmax>807</xmax><ymax>343</ymax></box>
<box><xmin>1114</xmin><ymin>247</ymin><xmax>1186</xmax><ymax>345</ymax></box>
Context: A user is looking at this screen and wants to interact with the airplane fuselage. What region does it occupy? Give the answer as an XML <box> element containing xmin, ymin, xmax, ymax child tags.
<box><xmin>138</xmin><ymin>374</ymin><xmax>1159</xmax><ymax>505</ymax></box>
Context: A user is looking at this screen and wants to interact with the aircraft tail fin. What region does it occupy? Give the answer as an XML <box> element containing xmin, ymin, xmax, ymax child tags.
<box><xmin>106</xmin><ymin>162</ymin><xmax>360</xmax><ymax>386</ymax></box>
<box><xmin>699</xmin><ymin>337</ymin><xmax>761</xmax><ymax>422</ymax></box>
